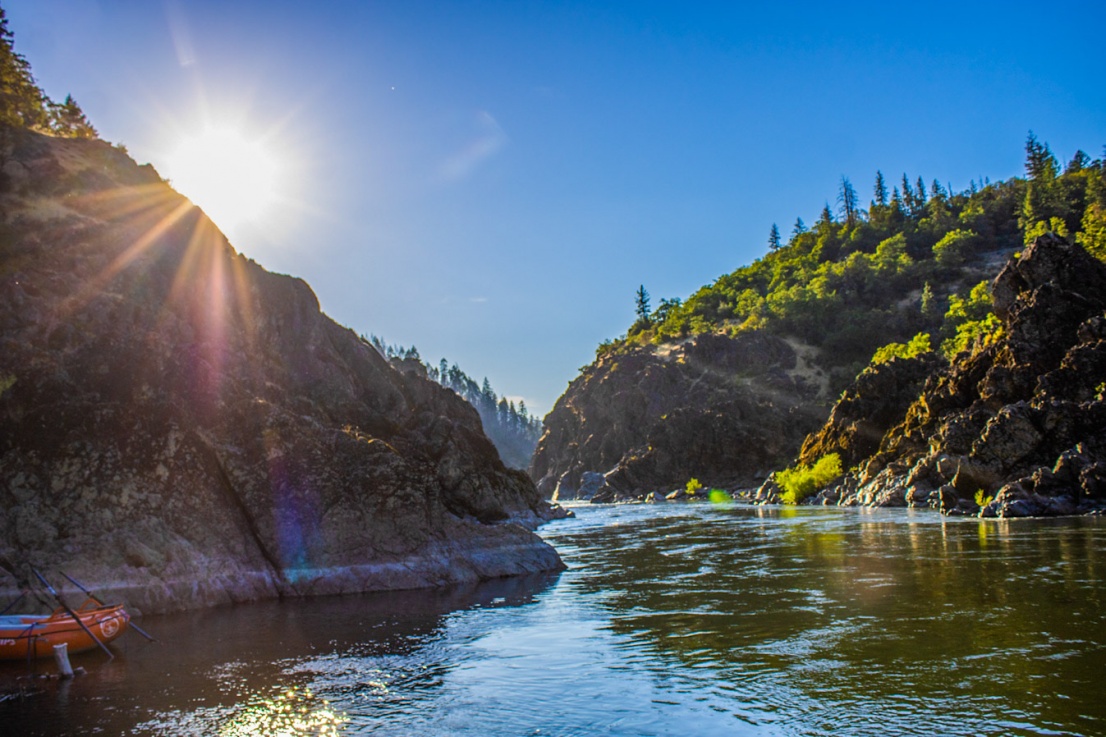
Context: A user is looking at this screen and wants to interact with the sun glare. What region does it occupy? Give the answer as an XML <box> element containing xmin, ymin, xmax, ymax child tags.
<box><xmin>163</xmin><ymin>126</ymin><xmax>281</xmax><ymax>238</ymax></box>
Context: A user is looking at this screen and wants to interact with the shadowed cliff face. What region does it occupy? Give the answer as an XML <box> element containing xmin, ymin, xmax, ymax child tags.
<box><xmin>530</xmin><ymin>331</ymin><xmax>829</xmax><ymax>500</ymax></box>
<box><xmin>801</xmin><ymin>235</ymin><xmax>1106</xmax><ymax>516</ymax></box>
<box><xmin>0</xmin><ymin>129</ymin><xmax>562</xmax><ymax>613</ymax></box>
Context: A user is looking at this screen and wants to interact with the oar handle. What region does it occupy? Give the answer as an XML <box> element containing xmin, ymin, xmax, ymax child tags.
<box><xmin>32</xmin><ymin>569</ymin><xmax>114</xmax><ymax>660</ymax></box>
<box><xmin>59</xmin><ymin>571</ymin><xmax>103</xmax><ymax>604</ymax></box>
<box><xmin>59</xmin><ymin>571</ymin><xmax>157</xmax><ymax>643</ymax></box>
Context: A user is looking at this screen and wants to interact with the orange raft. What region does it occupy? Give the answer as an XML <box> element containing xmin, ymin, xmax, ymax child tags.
<box><xmin>0</xmin><ymin>598</ymin><xmax>130</xmax><ymax>660</ymax></box>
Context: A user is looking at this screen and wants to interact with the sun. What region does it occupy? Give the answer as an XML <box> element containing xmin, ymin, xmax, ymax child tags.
<box><xmin>163</xmin><ymin>125</ymin><xmax>281</xmax><ymax>238</ymax></box>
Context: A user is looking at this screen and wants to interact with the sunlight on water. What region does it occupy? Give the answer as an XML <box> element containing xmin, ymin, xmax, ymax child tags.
<box><xmin>219</xmin><ymin>687</ymin><xmax>346</xmax><ymax>737</ymax></box>
<box><xmin>2</xmin><ymin>504</ymin><xmax>1104</xmax><ymax>737</ymax></box>
<box><xmin>135</xmin><ymin>686</ymin><xmax>347</xmax><ymax>736</ymax></box>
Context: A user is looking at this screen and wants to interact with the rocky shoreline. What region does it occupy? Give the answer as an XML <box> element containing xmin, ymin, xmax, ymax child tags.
<box><xmin>760</xmin><ymin>234</ymin><xmax>1106</xmax><ymax>518</ymax></box>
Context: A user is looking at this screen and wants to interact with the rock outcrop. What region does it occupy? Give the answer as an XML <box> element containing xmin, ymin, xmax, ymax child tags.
<box><xmin>808</xmin><ymin>234</ymin><xmax>1106</xmax><ymax>516</ymax></box>
<box><xmin>530</xmin><ymin>331</ymin><xmax>829</xmax><ymax>500</ymax></box>
<box><xmin>797</xmin><ymin>352</ymin><xmax>946</xmax><ymax>469</ymax></box>
<box><xmin>0</xmin><ymin>129</ymin><xmax>563</xmax><ymax>613</ymax></box>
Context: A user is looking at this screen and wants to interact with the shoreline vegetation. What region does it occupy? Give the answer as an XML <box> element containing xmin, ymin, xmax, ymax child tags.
<box><xmin>535</xmin><ymin>141</ymin><xmax>1106</xmax><ymax>518</ymax></box>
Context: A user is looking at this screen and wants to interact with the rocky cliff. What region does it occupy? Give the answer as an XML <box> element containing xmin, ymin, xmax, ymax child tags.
<box><xmin>530</xmin><ymin>331</ymin><xmax>830</xmax><ymax>500</ymax></box>
<box><xmin>801</xmin><ymin>234</ymin><xmax>1106</xmax><ymax>516</ymax></box>
<box><xmin>0</xmin><ymin>128</ymin><xmax>562</xmax><ymax>613</ymax></box>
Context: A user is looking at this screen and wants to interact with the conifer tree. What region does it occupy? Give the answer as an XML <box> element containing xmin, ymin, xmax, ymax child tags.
<box><xmin>890</xmin><ymin>186</ymin><xmax>903</xmax><ymax>213</ymax></box>
<box><xmin>930</xmin><ymin>180</ymin><xmax>947</xmax><ymax>203</ymax></box>
<box><xmin>768</xmin><ymin>223</ymin><xmax>781</xmax><ymax>251</ymax></box>
<box><xmin>791</xmin><ymin>217</ymin><xmax>807</xmax><ymax>239</ymax></box>
<box><xmin>1024</xmin><ymin>131</ymin><xmax>1058</xmax><ymax>181</ymax></box>
<box><xmin>837</xmin><ymin>176</ymin><xmax>860</xmax><ymax>227</ymax></box>
<box><xmin>634</xmin><ymin>285</ymin><xmax>651</xmax><ymax>325</ymax></box>
<box><xmin>0</xmin><ymin>6</ymin><xmax>48</xmax><ymax>130</ymax></box>
<box><xmin>1065</xmin><ymin>150</ymin><xmax>1090</xmax><ymax>174</ymax></box>
<box><xmin>49</xmin><ymin>94</ymin><xmax>97</xmax><ymax>139</ymax></box>
<box><xmin>901</xmin><ymin>175</ymin><xmax>915</xmax><ymax>215</ymax></box>
<box><xmin>873</xmin><ymin>171</ymin><xmax>888</xmax><ymax>207</ymax></box>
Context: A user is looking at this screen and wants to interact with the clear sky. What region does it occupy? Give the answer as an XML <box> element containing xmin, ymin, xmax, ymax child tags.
<box><xmin>8</xmin><ymin>0</ymin><xmax>1106</xmax><ymax>416</ymax></box>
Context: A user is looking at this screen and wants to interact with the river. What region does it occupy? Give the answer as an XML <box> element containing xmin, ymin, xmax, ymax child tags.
<box><xmin>2</xmin><ymin>503</ymin><xmax>1104</xmax><ymax>736</ymax></box>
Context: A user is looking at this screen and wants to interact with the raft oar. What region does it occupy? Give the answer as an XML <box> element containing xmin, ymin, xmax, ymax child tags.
<box><xmin>1</xmin><ymin>590</ymin><xmax>26</xmax><ymax>615</ymax></box>
<box><xmin>32</xmin><ymin>569</ymin><xmax>114</xmax><ymax>660</ymax></box>
<box><xmin>0</xmin><ymin>564</ymin><xmax>29</xmax><ymax>615</ymax></box>
<box><xmin>60</xmin><ymin>571</ymin><xmax>157</xmax><ymax>643</ymax></box>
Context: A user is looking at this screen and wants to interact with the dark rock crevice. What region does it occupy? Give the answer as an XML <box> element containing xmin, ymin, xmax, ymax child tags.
<box><xmin>192</xmin><ymin>430</ymin><xmax>290</xmax><ymax>596</ymax></box>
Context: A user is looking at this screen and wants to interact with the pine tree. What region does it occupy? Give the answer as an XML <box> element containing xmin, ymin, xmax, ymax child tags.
<box><xmin>768</xmin><ymin>223</ymin><xmax>781</xmax><ymax>251</ymax></box>
<box><xmin>0</xmin><ymin>6</ymin><xmax>48</xmax><ymax>130</ymax></box>
<box><xmin>901</xmin><ymin>175</ymin><xmax>915</xmax><ymax>216</ymax></box>
<box><xmin>791</xmin><ymin>217</ymin><xmax>807</xmax><ymax>239</ymax></box>
<box><xmin>837</xmin><ymin>176</ymin><xmax>860</xmax><ymax>227</ymax></box>
<box><xmin>890</xmin><ymin>186</ymin><xmax>903</xmax><ymax>214</ymax></box>
<box><xmin>930</xmin><ymin>179</ymin><xmax>946</xmax><ymax>202</ymax></box>
<box><xmin>915</xmin><ymin>176</ymin><xmax>928</xmax><ymax>207</ymax></box>
<box><xmin>49</xmin><ymin>94</ymin><xmax>97</xmax><ymax>139</ymax></box>
<box><xmin>634</xmin><ymin>285</ymin><xmax>651</xmax><ymax>325</ymax></box>
<box><xmin>1065</xmin><ymin>150</ymin><xmax>1090</xmax><ymax>174</ymax></box>
<box><xmin>1024</xmin><ymin>131</ymin><xmax>1058</xmax><ymax>181</ymax></box>
<box><xmin>873</xmin><ymin>171</ymin><xmax>888</xmax><ymax>207</ymax></box>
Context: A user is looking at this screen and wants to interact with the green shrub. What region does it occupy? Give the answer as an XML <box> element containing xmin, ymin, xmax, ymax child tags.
<box><xmin>685</xmin><ymin>478</ymin><xmax>703</xmax><ymax>495</ymax></box>
<box><xmin>776</xmin><ymin>453</ymin><xmax>843</xmax><ymax>504</ymax></box>
<box><xmin>940</xmin><ymin>313</ymin><xmax>1002</xmax><ymax>358</ymax></box>
<box><xmin>932</xmin><ymin>229</ymin><xmax>980</xmax><ymax>266</ymax></box>
<box><xmin>871</xmin><ymin>332</ymin><xmax>931</xmax><ymax>365</ymax></box>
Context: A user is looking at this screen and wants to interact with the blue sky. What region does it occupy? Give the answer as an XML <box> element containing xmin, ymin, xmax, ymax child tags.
<box><xmin>8</xmin><ymin>0</ymin><xmax>1105</xmax><ymax>415</ymax></box>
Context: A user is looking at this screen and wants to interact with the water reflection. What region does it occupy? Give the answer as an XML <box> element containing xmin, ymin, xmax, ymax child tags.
<box><xmin>0</xmin><ymin>573</ymin><xmax>559</xmax><ymax>737</ymax></box>
<box><xmin>551</xmin><ymin>505</ymin><xmax>1105</xmax><ymax>736</ymax></box>
<box><xmin>2</xmin><ymin>507</ymin><xmax>1104</xmax><ymax>737</ymax></box>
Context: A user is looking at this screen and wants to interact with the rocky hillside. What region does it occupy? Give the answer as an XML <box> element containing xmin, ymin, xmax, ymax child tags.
<box><xmin>533</xmin><ymin>138</ymin><xmax>1105</xmax><ymax>506</ymax></box>
<box><xmin>530</xmin><ymin>331</ymin><xmax>830</xmax><ymax>500</ymax></box>
<box><xmin>0</xmin><ymin>128</ymin><xmax>563</xmax><ymax>613</ymax></box>
<box><xmin>795</xmin><ymin>234</ymin><xmax>1106</xmax><ymax>516</ymax></box>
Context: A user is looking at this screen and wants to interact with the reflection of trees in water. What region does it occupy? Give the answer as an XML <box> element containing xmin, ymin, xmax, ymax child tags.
<box><xmin>554</xmin><ymin>508</ymin><xmax>1105</xmax><ymax>732</ymax></box>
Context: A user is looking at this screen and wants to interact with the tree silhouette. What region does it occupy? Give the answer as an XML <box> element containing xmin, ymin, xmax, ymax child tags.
<box><xmin>768</xmin><ymin>223</ymin><xmax>781</xmax><ymax>251</ymax></box>
<box><xmin>837</xmin><ymin>176</ymin><xmax>860</xmax><ymax>226</ymax></box>
<box><xmin>791</xmin><ymin>217</ymin><xmax>807</xmax><ymax>240</ymax></box>
<box><xmin>1024</xmin><ymin>131</ymin><xmax>1058</xmax><ymax>181</ymax></box>
<box><xmin>635</xmin><ymin>285</ymin><xmax>651</xmax><ymax>325</ymax></box>
<box><xmin>873</xmin><ymin>171</ymin><xmax>888</xmax><ymax>207</ymax></box>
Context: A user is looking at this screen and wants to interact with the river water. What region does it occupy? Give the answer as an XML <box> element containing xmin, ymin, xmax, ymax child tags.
<box><xmin>2</xmin><ymin>503</ymin><xmax>1104</xmax><ymax>736</ymax></box>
